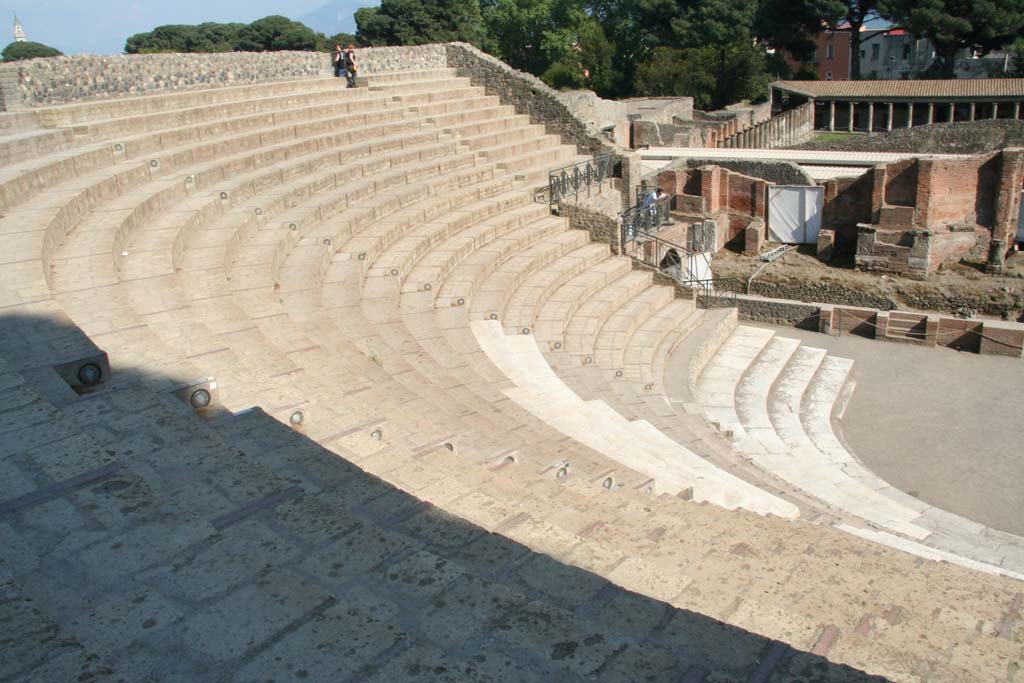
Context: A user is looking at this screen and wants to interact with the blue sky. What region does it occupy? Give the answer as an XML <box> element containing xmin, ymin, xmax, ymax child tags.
<box><xmin>1</xmin><ymin>1</ymin><xmax>370</xmax><ymax>55</ymax></box>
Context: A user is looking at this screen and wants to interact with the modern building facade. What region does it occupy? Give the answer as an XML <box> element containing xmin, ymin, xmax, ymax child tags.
<box><xmin>789</xmin><ymin>27</ymin><xmax>1013</xmax><ymax>81</ymax></box>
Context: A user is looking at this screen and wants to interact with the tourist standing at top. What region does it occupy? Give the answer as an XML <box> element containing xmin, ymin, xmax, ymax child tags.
<box><xmin>332</xmin><ymin>44</ymin><xmax>345</xmax><ymax>78</ymax></box>
<box><xmin>344</xmin><ymin>44</ymin><xmax>358</xmax><ymax>88</ymax></box>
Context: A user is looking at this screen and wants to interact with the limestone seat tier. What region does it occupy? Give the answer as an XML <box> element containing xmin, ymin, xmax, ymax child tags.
<box><xmin>1</xmin><ymin>66</ymin><xmax>1022</xmax><ymax>683</ymax></box>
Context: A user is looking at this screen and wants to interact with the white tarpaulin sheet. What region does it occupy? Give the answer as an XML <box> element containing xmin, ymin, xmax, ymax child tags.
<box><xmin>768</xmin><ymin>186</ymin><xmax>824</xmax><ymax>244</ymax></box>
<box><xmin>686</xmin><ymin>252</ymin><xmax>713</xmax><ymax>282</ymax></box>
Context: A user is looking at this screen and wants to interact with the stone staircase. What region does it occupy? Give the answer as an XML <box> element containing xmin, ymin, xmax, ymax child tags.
<box><xmin>0</xmin><ymin>67</ymin><xmax>1022</xmax><ymax>682</ymax></box>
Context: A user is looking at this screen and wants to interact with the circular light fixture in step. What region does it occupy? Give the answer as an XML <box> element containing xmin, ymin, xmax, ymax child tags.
<box><xmin>190</xmin><ymin>388</ymin><xmax>212</xmax><ymax>409</ymax></box>
<box><xmin>289</xmin><ymin>410</ymin><xmax>305</xmax><ymax>426</ymax></box>
<box><xmin>77</xmin><ymin>363</ymin><xmax>102</xmax><ymax>386</ymax></box>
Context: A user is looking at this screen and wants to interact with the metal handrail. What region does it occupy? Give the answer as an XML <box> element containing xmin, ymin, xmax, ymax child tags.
<box><xmin>690</xmin><ymin>277</ymin><xmax>741</xmax><ymax>309</ymax></box>
<box><xmin>546</xmin><ymin>154</ymin><xmax>616</xmax><ymax>206</ymax></box>
<box><xmin>621</xmin><ymin>196</ymin><xmax>673</xmax><ymax>243</ymax></box>
<box><xmin>620</xmin><ymin>208</ymin><xmax>738</xmax><ymax>309</ymax></box>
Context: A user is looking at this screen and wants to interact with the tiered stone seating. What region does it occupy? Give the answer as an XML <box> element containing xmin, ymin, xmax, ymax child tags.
<box><xmin>682</xmin><ymin>323</ymin><xmax>1024</xmax><ymax>578</ymax></box>
<box><xmin>2</xmin><ymin>65</ymin><xmax>1023</xmax><ymax>682</ymax></box>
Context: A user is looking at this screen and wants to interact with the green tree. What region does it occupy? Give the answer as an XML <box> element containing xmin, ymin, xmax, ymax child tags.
<box><xmin>756</xmin><ymin>0</ymin><xmax>846</xmax><ymax>63</ymax></box>
<box><xmin>652</xmin><ymin>0</ymin><xmax>772</xmax><ymax>108</ymax></box>
<box><xmin>356</xmin><ymin>0</ymin><xmax>486</xmax><ymax>46</ymax></box>
<box><xmin>235</xmin><ymin>16</ymin><xmax>322</xmax><ymax>51</ymax></box>
<box><xmin>483</xmin><ymin>0</ymin><xmax>615</xmax><ymax>94</ymax></box>
<box><xmin>878</xmin><ymin>0</ymin><xmax>1024</xmax><ymax>77</ymax></box>
<box><xmin>1007</xmin><ymin>37</ymin><xmax>1024</xmax><ymax>77</ymax></box>
<box><xmin>635</xmin><ymin>42</ymin><xmax>769</xmax><ymax>109</ymax></box>
<box><xmin>635</xmin><ymin>46</ymin><xmax>717</xmax><ymax>107</ymax></box>
<box><xmin>838</xmin><ymin>0</ymin><xmax>878</xmax><ymax>80</ymax></box>
<box><xmin>2</xmin><ymin>41</ymin><xmax>62</xmax><ymax>61</ymax></box>
<box><xmin>538</xmin><ymin>18</ymin><xmax>616</xmax><ymax>94</ymax></box>
<box><xmin>125</xmin><ymin>23</ymin><xmax>245</xmax><ymax>53</ymax></box>
<box><xmin>326</xmin><ymin>32</ymin><xmax>360</xmax><ymax>49</ymax></box>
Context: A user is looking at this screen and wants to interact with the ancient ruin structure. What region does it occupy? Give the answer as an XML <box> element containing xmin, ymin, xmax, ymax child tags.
<box><xmin>773</xmin><ymin>79</ymin><xmax>1024</xmax><ymax>133</ymax></box>
<box><xmin>0</xmin><ymin>44</ymin><xmax>1022</xmax><ymax>683</ymax></box>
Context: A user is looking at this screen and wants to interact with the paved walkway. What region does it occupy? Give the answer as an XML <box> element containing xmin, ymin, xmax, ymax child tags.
<box><xmin>751</xmin><ymin>323</ymin><xmax>1024</xmax><ymax>536</ymax></box>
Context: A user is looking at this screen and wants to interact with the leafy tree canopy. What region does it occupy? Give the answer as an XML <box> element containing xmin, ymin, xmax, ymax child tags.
<box><xmin>2</xmin><ymin>41</ymin><xmax>62</xmax><ymax>61</ymax></box>
<box><xmin>125</xmin><ymin>16</ymin><xmax>331</xmax><ymax>54</ymax></box>
<box><xmin>125</xmin><ymin>23</ymin><xmax>245</xmax><ymax>54</ymax></box>
<box><xmin>235</xmin><ymin>15</ymin><xmax>322</xmax><ymax>52</ymax></box>
<box><xmin>356</xmin><ymin>0</ymin><xmax>486</xmax><ymax>47</ymax></box>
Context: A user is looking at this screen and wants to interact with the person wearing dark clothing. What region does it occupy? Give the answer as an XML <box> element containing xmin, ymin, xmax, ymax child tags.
<box><xmin>344</xmin><ymin>45</ymin><xmax>358</xmax><ymax>88</ymax></box>
<box><xmin>332</xmin><ymin>44</ymin><xmax>345</xmax><ymax>78</ymax></box>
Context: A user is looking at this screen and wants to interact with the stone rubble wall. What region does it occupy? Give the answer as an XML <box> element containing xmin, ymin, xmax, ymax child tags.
<box><xmin>444</xmin><ymin>43</ymin><xmax>623</xmax><ymax>160</ymax></box>
<box><xmin>625</xmin><ymin>97</ymin><xmax>694</xmax><ymax>125</ymax></box>
<box><xmin>557</xmin><ymin>191</ymin><xmax>624</xmax><ymax>254</ymax></box>
<box><xmin>10</xmin><ymin>52</ymin><xmax>334</xmax><ymax>107</ymax></box>
<box><xmin>679</xmin><ymin>157</ymin><xmax>813</xmax><ymax>186</ymax></box>
<box><xmin>791</xmin><ymin>120</ymin><xmax>1024</xmax><ymax>155</ymax></box>
<box><xmin>356</xmin><ymin>44</ymin><xmax>448</xmax><ymax>74</ymax></box>
<box><xmin>444</xmin><ymin>42</ymin><xmax>637</xmax><ymax>208</ymax></box>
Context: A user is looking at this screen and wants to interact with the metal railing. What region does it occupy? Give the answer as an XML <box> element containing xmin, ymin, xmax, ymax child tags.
<box><xmin>621</xmin><ymin>195</ymin><xmax>673</xmax><ymax>243</ymax></box>
<box><xmin>690</xmin><ymin>277</ymin><xmax>741</xmax><ymax>309</ymax></box>
<box><xmin>620</xmin><ymin>208</ymin><xmax>738</xmax><ymax>309</ymax></box>
<box><xmin>545</xmin><ymin>153</ymin><xmax>616</xmax><ymax>206</ymax></box>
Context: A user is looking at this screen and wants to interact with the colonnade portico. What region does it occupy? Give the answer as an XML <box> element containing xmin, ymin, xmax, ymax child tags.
<box><xmin>771</xmin><ymin>79</ymin><xmax>1024</xmax><ymax>134</ymax></box>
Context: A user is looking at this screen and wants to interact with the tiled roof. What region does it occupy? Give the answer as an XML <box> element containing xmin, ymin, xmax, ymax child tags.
<box><xmin>773</xmin><ymin>79</ymin><xmax>1024</xmax><ymax>99</ymax></box>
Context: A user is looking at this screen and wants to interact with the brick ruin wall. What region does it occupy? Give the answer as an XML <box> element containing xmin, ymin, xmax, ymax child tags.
<box><xmin>649</xmin><ymin>145</ymin><xmax>1023</xmax><ymax>278</ymax></box>
<box><xmin>851</xmin><ymin>150</ymin><xmax>1024</xmax><ymax>277</ymax></box>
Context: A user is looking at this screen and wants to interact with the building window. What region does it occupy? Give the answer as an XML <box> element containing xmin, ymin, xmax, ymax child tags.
<box><xmin>902</xmin><ymin>44</ymin><xmax>911</xmax><ymax>60</ymax></box>
<box><xmin>826</xmin><ymin>43</ymin><xmax>835</xmax><ymax>59</ymax></box>
<box><xmin>871</xmin><ymin>44</ymin><xmax>880</xmax><ymax>60</ymax></box>
<box><xmin>860</xmin><ymin>50</ymin><xmax>865</xmax><ymax>59</ymax></box>
<box><xmin>826</xmin><ymin>71</ymin><xmax>833</xmax><ymax>80</ymax></box>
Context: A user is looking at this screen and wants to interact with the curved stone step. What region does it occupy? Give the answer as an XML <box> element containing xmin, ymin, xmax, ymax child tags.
<box><xmin>474</xmin><ymin>319</ymin><xmax>799</xmax><ymax>518</ymax></box>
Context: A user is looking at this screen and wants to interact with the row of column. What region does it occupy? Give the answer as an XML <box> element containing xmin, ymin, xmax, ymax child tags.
<box><xmin>722</xmin><ymin>104</ymin><xmax>813</xmax><ymax>149</ymax></box>
<box><xmin>826</xmin><ymin>99</ymin><xmax>1024</xmax><ymax>132</ymax></box>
